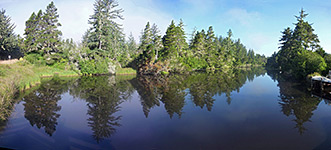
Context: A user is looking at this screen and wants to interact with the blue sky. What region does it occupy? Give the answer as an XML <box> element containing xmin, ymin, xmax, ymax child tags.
<box><xmin>1</xmin><ymin>0</ymin><xmax>331</xmax><ymax>56</ymax></box>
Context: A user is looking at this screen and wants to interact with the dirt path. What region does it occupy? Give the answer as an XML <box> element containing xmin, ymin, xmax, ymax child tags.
<box><xmin>0</xmin><ymin>59</ymin><xmax>18</xmax><ymax>65</ymax></box>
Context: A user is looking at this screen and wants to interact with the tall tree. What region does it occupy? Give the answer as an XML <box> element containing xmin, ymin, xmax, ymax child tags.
<box><xmin>205</xmin><ymin>26</ymin><xmax>217</xmax><ymax>67</ymax></box>
<box><xmin>87</xmin><ymin>0</ymin><xmax>124</xmax><ymax>59</ymax></box>
<box><xmin>0</xmin><ymin>9</ymin><xmax>18</xmax><ymax>59</ymax></box>
<box><xmin>42</xmin><ymin>1</ymin><xmax>62</xmax><ymax>55</ymax></box>
<box><xmin>292</xmin><ymin>9</ymin><xmax>320</xmax><ymax>51</ymax></box>
<box><xmin>126</xmin><ymin>32</ymin><xmax>137</xmax><ymax>57</ymax></box>
<box><xmin>138</xmin><ymin>22</ymin><xmax>152</xmax><ymax>53</ymax></box>
<box><xmin>161</xmin><ymin>20</ymin><xmax>177</xmax><ymax>59</ymax></box>
<box><xmin>151</xmin><ymin>23</ymin><xmax>162</xmax><ymax>61</ymax></box>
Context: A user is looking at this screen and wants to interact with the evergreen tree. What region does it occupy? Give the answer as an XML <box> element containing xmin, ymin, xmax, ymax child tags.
<box><xmin>127</xmin><ymin>32</ymin><xmax>137</xmax><ymax>57</ymax></box>
<box><xmin>292</xmin><ymin>9</ymin><xmax>320</xmax><ymax>51</ymax></box>
<box><xmin>138</xmin><ymin>22</ymin><xmax>152</xmax><ymax>53</ymax></box>
<box><xmin>175</xmin><ymin>19</ymin><xmax>188</xmax><ymax>57</ymax></box>
<box><xmin>205</xmin><ymin>26</ymin><xmax>217</xmax><ymax>67</ymax></box>
<box><xmin>275</xmin><ymin>9</ymin><xmax>325</xmax><ymax>78</ymax></box>
<box><xmin>151</xmin><ymin>23</ymin><xmax>162</xmax><ymax>61</ymax></box>
<box><xmin>0</xmin><ymin>9</ymin><xmax>18</xmax><ymax>59</ymax></box>
<box><xmin>87</xmin><ymin>0</ymin><xmax>124</xmax><ymax>59</ymax></box>
<box><xmin>161</xmin><ymin>20</ymin><xmax>177</xmax><ymax>59</ymax></box>
<box><xmin>42</xmin><ymin>1</ymin><xmax>62</xmax><ymax>55</ymax></box>
<box><xmin>190</xmin><ymin>30</ymin><xmax>206</xmax><ymax>59</ymax></box>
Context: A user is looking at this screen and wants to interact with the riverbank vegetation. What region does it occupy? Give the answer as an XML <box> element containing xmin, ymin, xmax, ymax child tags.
<box><xmin>0</xmin><ymin>0</ymin><xmax>266</xmax><ymax>121</ymax></box>
<box><xmin>266</xmin><ymin>9</ymin><xmax>329</xmax><ymax>79</ymax></box>
<box><xmin>0</xmin><ymin>59</ymin><xmax>78</xmax><ymax>121</ymax></box>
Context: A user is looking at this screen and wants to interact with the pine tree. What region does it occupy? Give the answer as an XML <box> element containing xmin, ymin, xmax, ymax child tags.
<box><xmin>161</xmin><ymin>20</ymin><xmax>177</xmax><ymax>59</ymax></box>
<box><xmin>42</xmin><ymin>1</ymin><xmax>62</xmax><ymax>55</ymax></box>
<box><xmin>190</xmin><ymin>30</ymin><xmax>206</xmax><ymax>59</ymax></box>
<box><xmin>0</xmin><ymin>9</ymin><xmax>18</xmax><ymax>58</ymax></box>
<box><xmin>151</xmin><ymin>23</ymin><xmax>162</xmax><ymax>61</ymax></box>
<box><xmin>175</xmin><ymin>19</ymin><xmax>188</xmax><ymax>57</ymax></box>
<box><xmin>87</xmin><ymin>0</ymin><xmax>124</xmax><ymax>59</ymax></box>
<box><xmin>292</xmin><ymin>9</ymin><xmax>320</xmax><ymax>51</ymax></box>
<box><xmin>205</xmin><ymin>26</ymin><xmax>217</xmax><ymax>67</ymax></box>
<box><xmin>127</xmin><ymin>32</ymin><xmax>137</xmax><ymax>57</ymax></box>
<box><xmin>24</xmin><ymin>12</ymin><xmax>38</xmax><ymax>54</ymax></box>
<box><xmin>138</xmin><ymin>22</ymin><xmax>152</xmax><ymax>53</ymax></box>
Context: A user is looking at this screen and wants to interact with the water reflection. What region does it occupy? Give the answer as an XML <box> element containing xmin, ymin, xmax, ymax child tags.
<box><xmin>23</xmin><ymin>77</ymin><xmax>72</xmax><ymax>136</ymax></box>
<box><xmin>69</xmin><ymin>76</ymin><xmax>134</xmax><ymax>142</ymax></box>
<box><xmin>133</xmin><ymin>67</ymin><xmax>267</xmax><ymax>118</ymax></box>
<box><xmin>22</xmin><ymin>67</ymin><xmax>329</xmax><ymax>144</ymax></box>
<box><xmin>268</xmin><ymin>71</ymin><xmax>322</xmax><ymax>134</ymax></box>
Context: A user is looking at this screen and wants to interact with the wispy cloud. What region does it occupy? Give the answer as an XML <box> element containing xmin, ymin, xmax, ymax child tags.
<box><xmin>226</xmin><ymin>8</ymin><xmax>261</xmax><ymax>26</ymax></box>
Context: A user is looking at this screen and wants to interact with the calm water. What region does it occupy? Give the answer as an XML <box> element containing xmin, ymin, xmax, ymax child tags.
<box><xmin>1</xmin><ymin>68</ymin><xmax>331</xmax><ymax>150</ymax></box>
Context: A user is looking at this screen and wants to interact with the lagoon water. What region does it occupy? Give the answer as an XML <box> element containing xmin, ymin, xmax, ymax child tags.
<box><xmin>1</xmin><ymin>68</ymin><xmax>331</xmax><ymax>150</ymax></box>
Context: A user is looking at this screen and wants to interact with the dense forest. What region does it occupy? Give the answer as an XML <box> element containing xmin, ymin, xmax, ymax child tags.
<box><xmin>266</xmin><ymin>9</ymin><xmax>330</xmax><ymax>79</ymax></box>
<box><xmin>0</xmin><ymin>0</ymin><xmax>266</xmax><ymax>75</ymax></box>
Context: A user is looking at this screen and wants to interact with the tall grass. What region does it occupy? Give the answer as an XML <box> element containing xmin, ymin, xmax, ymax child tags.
<box><xmin>0</xmin><ymin>60</ymin><xmax>79</xmax><ymax>121</ymax></box>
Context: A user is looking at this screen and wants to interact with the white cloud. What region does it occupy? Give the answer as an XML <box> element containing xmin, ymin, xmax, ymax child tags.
<box><xmin>226</xmin><ymin>8</ymin><xmax>261</xmax><ymax>26</ymax></box>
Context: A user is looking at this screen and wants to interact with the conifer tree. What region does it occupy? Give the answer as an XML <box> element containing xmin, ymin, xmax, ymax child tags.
<box><xmin>127</xmin><ymin>32</ymin><xmax>137</xmax><ymax>57</ymax></box>
<box><xmin>138</xmin><ymin>22</ymin><xmax>152</xmax><ymax>53</ymax></box>
<box><xmin>151</xmin><ymin>23</ymin><xmax>162</xmax><ymax>61</ymax></box>
<box><xmin>161</xmin><ymin>20</ymin><xmax>177</xmax><ymax>59</ymax></box>
<box><xmin>0</xmin><ymin>9</ymin><xmax>18</xmax><ymax>58</ymax></box>
<box><xmin>42</xmin><ymin>1</ymin><xmax>62</xmax><ymax>54</ymax></box>
<box><xmin>205</xmin><ymin>26</ymin><xmax>217</xmax><ymax>67</ymax></box>
<box><xmin>87</xmin><ymin>0</ymin><xmax>124</xmax><ymax>59</ymax></box>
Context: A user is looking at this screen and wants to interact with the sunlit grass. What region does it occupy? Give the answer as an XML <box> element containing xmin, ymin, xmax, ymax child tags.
<box><xmin>0</xmin><ymin>60</ymin><xmax>80</xmax><ymax>121</ymax></box>
<box><xmin>116</xmin><ymin>67</ymin><xmax>136</xmax><ymax>75</ymax></box>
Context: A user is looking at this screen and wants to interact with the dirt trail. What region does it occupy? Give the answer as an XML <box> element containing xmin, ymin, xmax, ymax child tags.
<box><xmin>0</xmin><ymin>59</ymin><xmax>18</xmax><ymax>65</ymax></box>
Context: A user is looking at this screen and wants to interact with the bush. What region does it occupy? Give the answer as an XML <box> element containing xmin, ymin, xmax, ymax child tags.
<box><xmin>293</xmin><ymin>51</ymin><xmax>326</xmax><ymax>78</ymax></box>
<box><xmin>79</xmin><ymin>57</ymin><xmax>110</xmax><ymax>75</ymax></box>
<box><xmin>24</xmin><ymin>53</ymin><xmax>46</xmax><ymax>66</ymax></box>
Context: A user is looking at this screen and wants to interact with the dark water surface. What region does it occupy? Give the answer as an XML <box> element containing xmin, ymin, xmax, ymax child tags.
<box><xmin>1</xmin><ymin>68</ymin><xmax>331</xmax><ymax>150</ymax></box>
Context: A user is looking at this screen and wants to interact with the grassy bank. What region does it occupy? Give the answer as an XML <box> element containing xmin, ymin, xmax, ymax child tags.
<box><xmin>116</xmin><ymin>67</ymin><xmax>137</xmax><ymax>75</ymax></box>
<box><xmin>0</xmin><ymin>59</ymin><xmax>79</xmax><ymax>121</ymax></box>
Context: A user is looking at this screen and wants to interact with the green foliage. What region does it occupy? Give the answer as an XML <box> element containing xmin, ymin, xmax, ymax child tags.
<box><xmin>79</xmin><ymin>57</ymin><xmax>110</xmax><ymax>75</ymax></box>
<box><xmin>0</xmin><ymin>9</ymin><xmax>21</xmax><ymax>59</ymax></box>
<box><xmin>292</xmin><ymin>50</ymin><xmax>326</xmax><ymax>78</ymax></box>
<box><xmin>24</xmin><ymin>53</ymin><xmax>46</xmax><ymax>66</ymax></box>
<box><xmin>23</xmin><ymin>2</ymin><xmax>62</xmax><ymax>56</ymax></box>
<box><xmin>269</xmin><ymin>9</ymin><xmax>325</xmax><ymax>79</ymax></box>
<box><xmin>86</xmin><ymin>0</ymin><xmax>124</xmax><ymax>59</ymax></box>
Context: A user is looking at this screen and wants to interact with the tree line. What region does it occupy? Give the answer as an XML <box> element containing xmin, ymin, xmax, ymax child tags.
<box><xmin>266</xmin><ymin>9</ymin><xmax>330</xmax><ymax>79</ymax></box>
<box><xmin>0</xmin><ymin>0</ymin><xmax>266</xmax><ymax>75</ymax></box>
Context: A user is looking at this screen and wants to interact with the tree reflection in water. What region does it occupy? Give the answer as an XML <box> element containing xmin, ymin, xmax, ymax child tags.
<box><xmin>69</xmin><ymin>76</ymin><xmax>134</xmax><ymax>142</ymax></box>
<box><xmin>21</xmin><ymin>68</ymin><xmax>269</xmax><ymax>141</ymax></box>
<box><xmin>268</xmin><ymin>71</ymin><xmax>321</xmax><ymax>134</ymax></box>
<box><xmin>23</xmin><ymin>77</ymin><xmax>73</xmax><ymax>136</ymax></box>
<box><xmin>133</xmin><ymin>67</ymin><xmax>267</xmax><ymax>118</ymax></box>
